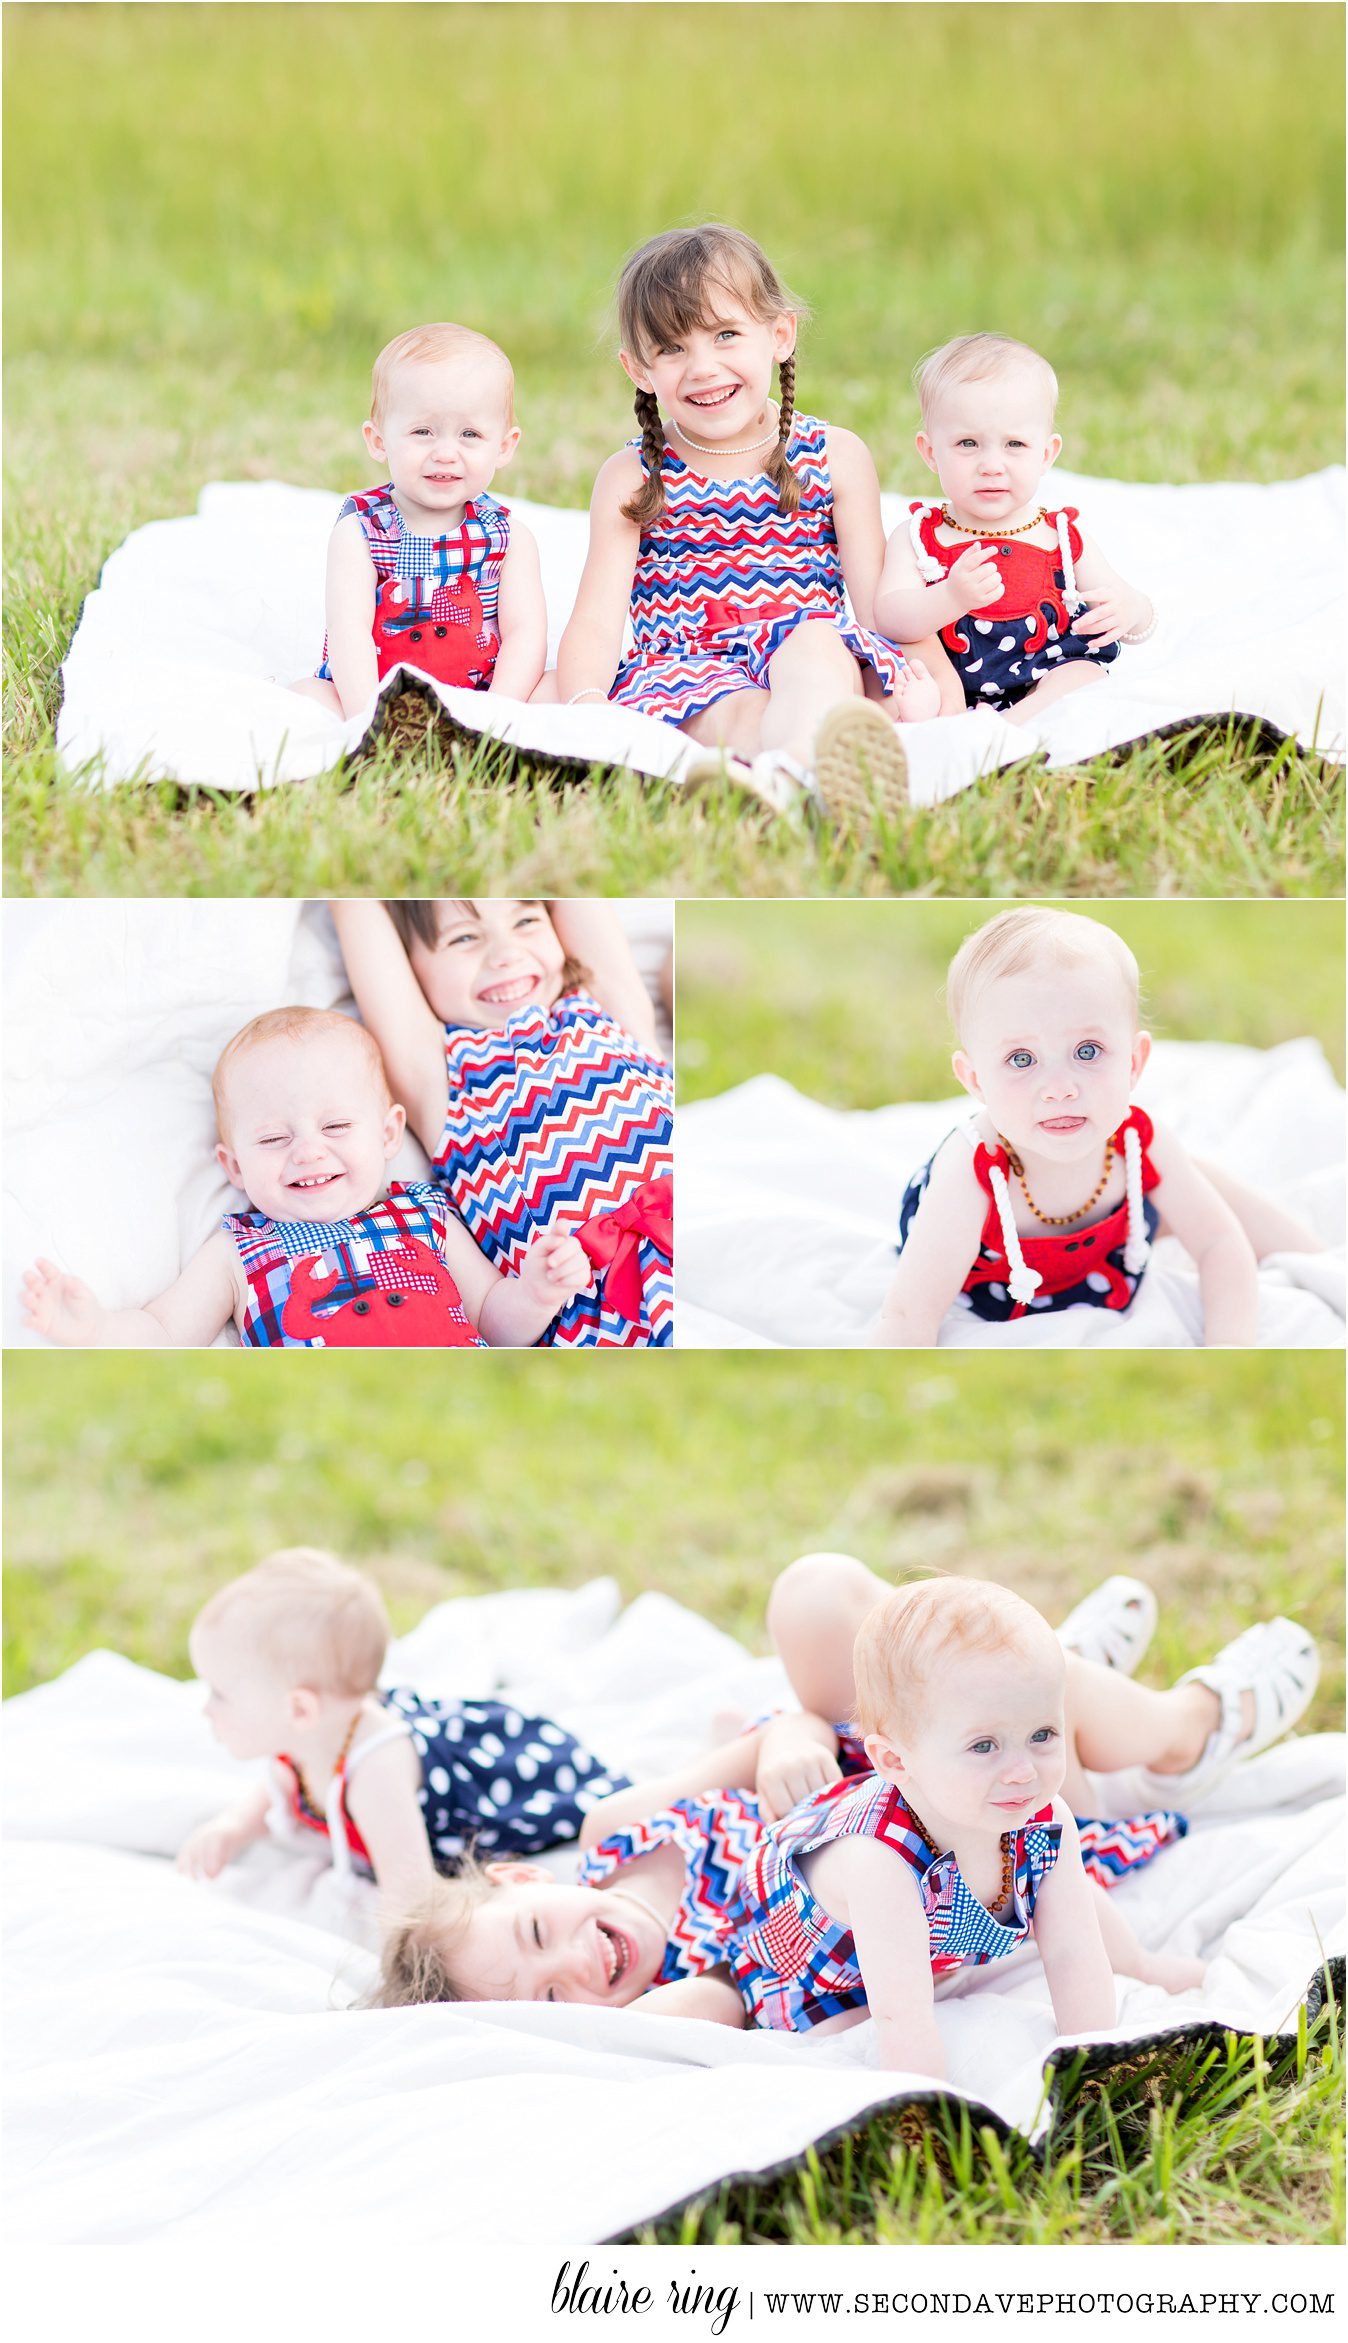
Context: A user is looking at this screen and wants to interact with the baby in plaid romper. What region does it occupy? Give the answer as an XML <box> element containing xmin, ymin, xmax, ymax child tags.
<box><xmin>291</xmin><ymin>321</ymin><xmax>547</xmax><ymax>722</ymax></box>
<box><xmin>22</xmin><ymin>1005</ymin><xmax>590</xmax><ymax>1349</ymax></box>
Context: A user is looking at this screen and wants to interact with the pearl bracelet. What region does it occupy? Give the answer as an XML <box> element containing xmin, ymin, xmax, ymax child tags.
<box><xmin>1122</xmin><ymin>606</ymin><xmax>1158</xmax><ymax>645</ymax></box>
<box><xmin>566</xmin><ymin>687</ymin><xmax>607</xmax><ymax>705</ymax></box>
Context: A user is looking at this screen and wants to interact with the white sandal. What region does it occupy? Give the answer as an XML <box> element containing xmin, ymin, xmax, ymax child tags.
<box><xmin>1056</xmin><ymin>1576</ymin><xmax>1157</xmax><ymax>1675</ymax></box>
<box><xmin>1137</xmin><ymin>1616</ymin><xmax>1320</xmax><ymax>1802</ymax></box>
<box><xmin>680</xmin><ymin>746</ymin><xmax>816</xmax><ymax>823</ymax></box>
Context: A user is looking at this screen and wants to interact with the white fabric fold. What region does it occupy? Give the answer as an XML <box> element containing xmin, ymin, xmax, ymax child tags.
<box><xmin>55</xmin><ymin>470</ymin><xmax>1344</xmax><ymax>791</ymax></box>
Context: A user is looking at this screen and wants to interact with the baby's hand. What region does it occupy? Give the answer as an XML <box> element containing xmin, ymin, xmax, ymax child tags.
<box><xmin>946</xmin><ymin>541</ymin><xmax>1003</xmax><ymax>614</ymax></box>
<box><xmin>756</xmin><ymin>1722</ymin><xmax>843</xmax><ymax>1824</ymax></box>
<box><xmin>892</xmin><ymin>657</ymin><xmax>942</xmax><ymax>724</ymax></box>
<box><xmin>1070</xmin><ymin>586</ymin><xmax>1139</xmax><ymax>646</ymax></box>
<box><xmin>519</xmin><ymin>1229</ymin><xmax>594</xmax><ymax>1309</ymax></box>
<box><xmin>21</xmin><ymin>1258</ymin><xmax>105</xmax><ymax>1347</ymax></box>
<box><xmin>177</xmin><ymin>1815</ymin><xmax>253</xmax><ymax>1881</ymax></box>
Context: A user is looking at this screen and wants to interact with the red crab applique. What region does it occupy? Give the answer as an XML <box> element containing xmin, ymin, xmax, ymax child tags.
<box><xmin>372</xmin><ymin>574</ymin><xmax>497</xmax><ymax>690</ymax></box>
<box><xmin>279</xmin><ymin>1242</ymin><xmax>484</xmax><ymax>1348</ymax></box>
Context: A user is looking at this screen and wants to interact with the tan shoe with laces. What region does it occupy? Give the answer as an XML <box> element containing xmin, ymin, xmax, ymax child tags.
<box><xmin>810</xmin><ymin>699</ymin><xmax>911</xmax><ymax>831</ymax></box>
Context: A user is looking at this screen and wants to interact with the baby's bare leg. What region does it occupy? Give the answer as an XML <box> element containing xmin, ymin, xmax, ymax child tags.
<box><xmin>1189</xmin><ymin>1155</ymin><xmax>1326</xmax><ymax>1257</ymax></box>
<box><xmin>530</xmin><ymin>671</ymin><xmax>561</xmax><ymax>704</ymax></box>
<box><xmin>768</xmin><ymin>1552</ymin><xmax>891</xmax><ymax>1722</ymax></box>
<box><xmin>1089</xmin><ymin>1880</ymin><xmax>1205</xmax><ymax>1993</ymax></box>
<box><xmin>1003</xmin><ymin>663</ymin><xmax>1105</xmax><ymax>726</ymax></box>
<box><xmin>290</xmin><ymin>676</ymin><xmax>344</xmax><ymax>714</ymax></box>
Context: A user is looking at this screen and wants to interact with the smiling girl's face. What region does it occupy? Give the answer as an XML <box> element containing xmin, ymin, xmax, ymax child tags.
<box><xmin>620</xmin><ymin>290</ymin><xmax>796</xmax><ymax>453</ymax></box>
<box><xmin>442</xmin><ymin>1866</ymin><xmax>668</xmax><ymax>2005</ymax></box>
<box><xmin>406</xmin><ymin>899</ymin><xmax>569</xmax><ymax>1030</ymax></box>
<box><xmin>952</xmin><ymin>958</ymin><xmax>1149</xmax><ymax>1169</ymax></box>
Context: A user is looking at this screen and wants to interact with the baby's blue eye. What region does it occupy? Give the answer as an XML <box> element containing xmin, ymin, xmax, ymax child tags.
<box><xmin>970</xmin><ymin>1738</ymin><xmax>996</xmax><ymax>1754</ymax></box>
<box><xmin>1007</xmin><ymin>1050</ymin><xmax>1034</xmax><ymax>1071</ymax></box>
<box><xmin>1074</xmin><ymin>1042</ymin><xmax>1103</xmax><ymax>1062</ymax></box>
<box><xmin>1031</xmin><ymin>1727</ymin><xmax>1058</xmax><ymax>1744</ymax></box>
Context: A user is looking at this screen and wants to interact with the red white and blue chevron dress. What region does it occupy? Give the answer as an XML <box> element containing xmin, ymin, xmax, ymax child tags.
<box><xmin>578</xmin><ymin>1790</ymin><xmax>767</xmax><ymax>1985</ymax></box>
<box><xmin>223</xmin><ymin>1180</ymin><xmax>487</xmax><ymax>1349</ymax></box>
<box><xmin>726</xmin><ymin>1773</ymin><xmax>1184</xmax><ymax>2033</ymax></box>
<box><xmin>316</xmin><ymin>485</ymin><xmax>509</xmax><ymax>691</ymax></box>
<box><xmin>429</xmin><ymin>992</ymin><xmax>674</xmax><ymax>1349</ymax></box>
<box><xmin>610</xmin><ymin>414</ymin><xmax>909</xmax><ymax>724</ymax></box>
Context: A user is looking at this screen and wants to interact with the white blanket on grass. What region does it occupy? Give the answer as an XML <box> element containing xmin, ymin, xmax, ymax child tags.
<box><xmin>55</xmin><ymin>469</ymin><xmax>1345</xmax><ymax>797</ymax></box>
<box><xmin>3</xmin><ymin>1583</ymin><xmax>1342</xmax><ymax>2248</ymax></box>
<box><xmin>675</xmin><ymin>1044</ymin><xmax>1346</xmax><ymax>1350</ymax></box>
<box><xmin>2</xmin><ymin>897</ymin><xmax>672</xmax><ymax>1347</ymax></box>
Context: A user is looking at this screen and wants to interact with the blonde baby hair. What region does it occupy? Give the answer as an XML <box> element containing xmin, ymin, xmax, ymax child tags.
<box><xmin>370</xmin><ymin>322</ymin><xmax>516</xmax><ymax>432</ymax></box>
<box><xmin>616</xmin><ymin>223</ymin><xmax>810</xmax><ymax>532</ymax></box>
<box><xmin>915</xmin><ymin>333</ymin><xmax>1059</xmax><ymax>432</ymax></box>
<box><xmin>211</xmin><ymin>1006</ymin><xmax>391</xmax><ymax>1141</ymax></box>
<box><xmin>853</xmin><ymin>1576</ymin><xmax>1060</xmax><ymax>1740</ymax></box>
<box><xmin>192</xmin><ymin>1546</ymin><xmax>390</xmax><ymax>1698</ymax></box>
<box><xmin>372</xmin><ymin>1863</ymin><xmax>500</xmax><ymax>2007</ymax></box>
<box><xmin>946</xmin><ymin>907</ymin><xmax>1141</xmax><ymax>1040</ymax></box>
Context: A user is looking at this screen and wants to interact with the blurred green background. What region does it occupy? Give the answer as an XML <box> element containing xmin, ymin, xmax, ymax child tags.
<box><xmin>5</xmin><ymin>0</ymin><xmax>1343</xmax><ymax>661</ymax></box>
<box><xmin>4</xmin><ymin>1353</ymin><xmax>1343</xmax><ymax>1753</ymax></box>
<box><xmin>675</xmin><ymin>899</ymin><xmax>1348</xmax><ymax>1104</ymax></box>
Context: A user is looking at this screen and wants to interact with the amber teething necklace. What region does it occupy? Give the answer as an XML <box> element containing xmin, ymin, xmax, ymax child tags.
<box><xmin>940</xmin><ymin>502</ymin><xmax>1047</xmax><ymax>538</ymax></box>
<box><xmin>906</xmin><ymin>1801</ymin><xmax>1014</xmax><ymax>1910</ymax></box>
<box><xmin>290</xmin><ymin>1705</ymin><xmax>364</xmax><ymax>1815</ymax></box>
<box><xmin>999</xmin><ymin>1136</ymin><xmax>1115</xmax><ymax>1225</ymax></box>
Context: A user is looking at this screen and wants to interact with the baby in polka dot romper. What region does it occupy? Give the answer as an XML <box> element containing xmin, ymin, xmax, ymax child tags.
<box><xmin>177</xmin><ymin>1548</ymin><xmax>632</xmax><ymax>1921</ymax></box>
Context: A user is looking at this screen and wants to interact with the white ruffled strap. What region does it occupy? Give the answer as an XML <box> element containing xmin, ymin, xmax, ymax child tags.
<box><xmin>1122</xmin><ymin>1122</ymin><xmax>1150</xmax><ymax>1275</ymax></box>
<box><xmin>1055</xmin><ymin>511</ymin><xmax>1085</xmax><ymax>613</ymax></box>
<box><xmin>910</xmin><ymin>502</ymin><xmax>945</xmax><ymax>584</ymax></box>
<box><xmin>324</xmin><ymin>1770</ymin><xmax>353</xmax><ymax>1877</ymax></box>
<box><xmin>987</xmin><ymin>1163</ymin><xmax>1043</xmax><ymax>1305</ymax></box>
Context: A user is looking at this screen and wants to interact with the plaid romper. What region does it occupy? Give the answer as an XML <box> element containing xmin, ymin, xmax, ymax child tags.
<box><xmin>223</xmin><ymin>1180</ymin><xmax>487</xmax><ymax>1349</ymax></box>
<box><xmin>315</xmin><ymin>484</ymin><xmax>509</xmax><ymax>691</ymax></box>
<box><xmin>278</xmin><ymin>1688</ymin><xmax>631</xmax><ymax>1874</ymax></box>
<box><xmin>898</xmin><ymin>1107</ymin><xmax>1162</xmax><ymax>1322</ymax></box>
<box><xmin>909</xmin><ymin>501</ymin><xmax>1121</xmax><ymax>709</ymax></box>
<box><xmin>429</xmin><ymin>992</ymin><xmax>674</xmax><ymax>1349</ymax></box>
<box><xmin>609</xmin><ymin>414</ymin><xmax>911</xmax><ymax>724</ymax></box>
<box><xmin>727</xmin><ymin>1775</ymin><xmax>1066</xmax><ymax>2032</ymax></box>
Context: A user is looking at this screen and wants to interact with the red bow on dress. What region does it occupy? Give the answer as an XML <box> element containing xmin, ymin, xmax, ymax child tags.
<box><xmin>574</xmin><ymin>1178</ymin><xmax>673</xmax><ymax>1323</ymax></box>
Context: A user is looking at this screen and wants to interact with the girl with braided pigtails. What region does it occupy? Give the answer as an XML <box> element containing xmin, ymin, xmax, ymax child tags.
<box><xmin>549</xmin><ymin>225</ymin><xmax>951</xmax><ymax>829</ymax></box>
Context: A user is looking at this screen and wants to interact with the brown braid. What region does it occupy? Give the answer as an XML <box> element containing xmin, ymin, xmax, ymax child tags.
<box><xmin>620</xmin><ymin>387</ymin><xmax>669</xmax><ymax>531</ymax></box>
<box><xmin>764</xmin><ymin>353</ymin><xmax>803</xmax><ymax>516</ymax></box>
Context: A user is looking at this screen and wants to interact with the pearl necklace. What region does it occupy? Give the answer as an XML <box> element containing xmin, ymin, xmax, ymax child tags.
<box><xmin>1000</xmin><ymin>1136</ymin><xmax>1115</xmax><ymax>1225</ymax></box>
<box><xmin>940</xmin><ymin>502</ymin><xmax>1047</xmax><ymax>539</ymax></box>
<box><xmin>672</xmin><ymin>403</ymin><xmax>780</xmax><ymax>458</ymax></box>
<box><xmin>907</xmin><ymin>1801</ymin><xmax>1015</xmax><ymax>1911</ymax></box>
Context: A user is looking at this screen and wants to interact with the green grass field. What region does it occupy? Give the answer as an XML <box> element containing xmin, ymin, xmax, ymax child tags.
<box><xmin>4</xmin><ymin>1348</ymin><xmax>1343</xmax><ymax>2245</ymax></box>
<box><xmin>4</xmin><ymin>2</ymin><xmax>1343</xmax><ymax>896</ymax></box>
<box><xmin>675</xmin><ymin>898</ymin><xmax>1348</xmax><ymax>1105</ymax></box>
